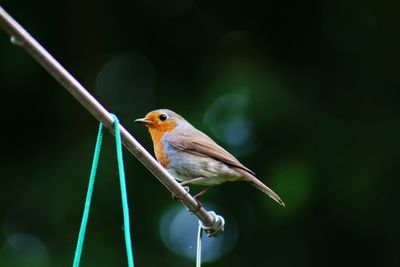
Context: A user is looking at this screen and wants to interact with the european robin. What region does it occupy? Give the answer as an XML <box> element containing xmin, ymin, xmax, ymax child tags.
<box><xmin>135</xmin><ymin>109</ymin><xmax>285</xmax><ymax>206</ymax></box>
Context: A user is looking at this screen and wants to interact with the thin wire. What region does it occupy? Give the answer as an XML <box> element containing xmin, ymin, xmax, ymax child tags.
<box><xmin>72</xmin><ymin>123</ymin><xmax>103</xmax><ymax>267</ymax></box>
<box><xmin>112</xmin><ymin>114</ymin><xmax>135</xmax><ymax>267</ymax></box>
<box><xmin>196</xmin><ymin>222</ymin><xmax>203</xmax><ymax>267</ymax></box>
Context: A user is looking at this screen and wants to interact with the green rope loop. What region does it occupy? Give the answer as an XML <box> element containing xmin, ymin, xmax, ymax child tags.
<box><xmin>72</xmin><ymin>114</ymin><xmax>135</xmax><ymax>267</ymax></box>
<box><xmin>112</xmin><ymin>114</ymin><xmax>135</xmax><ymax>267</ymax></box>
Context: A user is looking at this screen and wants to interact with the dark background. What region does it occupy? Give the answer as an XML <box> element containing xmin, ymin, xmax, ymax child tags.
<box><xmin>1</xmin><ymin>0</ymin><xmax>399</xmax><ymax>266</ymax></box>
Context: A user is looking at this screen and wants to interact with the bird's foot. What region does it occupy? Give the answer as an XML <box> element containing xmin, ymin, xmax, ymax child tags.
<box><xmin>171</xmin><ymin>185</ymin><xmax>190</xmax><ymax>200</ymax></box>
<box><xmin>186</xmin><ymin>185</ymin><xmax>214</xmax><ymax>213</ymax></box>
<box><xmin>187</xmin><ymin>196</ymin><xmax>203</xmax><ymax>213</ymax></box>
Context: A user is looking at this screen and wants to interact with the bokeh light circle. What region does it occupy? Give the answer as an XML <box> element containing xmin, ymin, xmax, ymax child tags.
<box><xmin>96</xmin><ymin>53</ymin><xmax>156</xmax><ymax>113</ymax></box>
<box><xmin>159</xmin><ymin>204</ymin><xmax>237</xmax><ymax>263</ymax></box>
<box><xmin>203</xmin><ymin>94</ymin><xmax>254</xmax><ymax>156</ymax></box>
<box><xmin>0</xmin><ymin>233</ymin><xmax>50</xmax><ymax>267</ymax></box>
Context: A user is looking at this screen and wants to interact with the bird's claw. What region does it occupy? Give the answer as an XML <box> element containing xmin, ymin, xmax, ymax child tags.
<box><xmin>171</xmin><ymin>186</ymin><xmax>190</xmax><ymax>200</ymax></box>
<box><xmin>187</xmin><ymin>197</ymin><xmax>203</xmax><ymax>213</ymax></box>
<box><xmin>182</xmin><ymin>186</ymin><xmax>189</xmax><ymax>193</ymax></box>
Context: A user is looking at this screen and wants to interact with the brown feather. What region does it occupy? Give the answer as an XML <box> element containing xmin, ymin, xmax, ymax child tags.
<box><xmin>167</xmin><ymin>132</ymin><xmax>285</xmax><ymax>206</ymax></box>
<box><xmin>234</xmin><ymin>168</ymin><xmax>285</xmax><ymax>206</ymax></box>
<box><xmin>167</xmin><ymin>135</ymin><xmax>255</xmax><ymax>175</ymax></box>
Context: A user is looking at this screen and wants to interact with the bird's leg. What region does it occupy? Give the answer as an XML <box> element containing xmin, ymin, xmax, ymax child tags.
<box><xmin>172</xmin><ymin>177</ymin><xmax>207</xmax><ymax>200</ymax></box>
<box><xmin>171</xmin><ymin>185</ymin><xmax>190</xmax><ymax>200</ymax></box>
<box><xmin>179</xmin><ymin>177</ymin><xmax>208</xmax><ymax>186</ymax></box>
<box><xmin>194</xmin><ymin>185</ymin><xmax>214</xmax><ymax>199</ymax></box>
<box><xmin>189</xmin><ymin>185</ymin><xmax>215</xmax><ymax>213</ymax></box>
<box><xmin>174</xmin><ymin>177</ymin><xmax>214</xmax><ymax>213</ymax></box>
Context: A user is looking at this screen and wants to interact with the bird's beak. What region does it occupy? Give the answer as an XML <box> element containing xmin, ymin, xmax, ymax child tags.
<box><xmin>134</xmin><ymin>118</ymin><xmax>152</xmax><ymax>125</ymax></box>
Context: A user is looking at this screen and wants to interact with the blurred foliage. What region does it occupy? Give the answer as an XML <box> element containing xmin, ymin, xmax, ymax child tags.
<box><xmin>1</xmin><ymin>0</ymin><xmax>400</xmax><ymax>266</ymax></box>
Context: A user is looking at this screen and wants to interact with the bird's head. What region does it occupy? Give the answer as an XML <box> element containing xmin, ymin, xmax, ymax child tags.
<box><xmin>135</xmin><ymin>109</ymin><xmax>184</xmax><ymax>136</ymax></box>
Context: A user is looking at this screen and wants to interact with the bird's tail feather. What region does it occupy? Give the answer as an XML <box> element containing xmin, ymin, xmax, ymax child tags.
<box><xmin>236</xmin><ymin>169</ymin><xmax>285</xmax><ymax>207</ymax></box>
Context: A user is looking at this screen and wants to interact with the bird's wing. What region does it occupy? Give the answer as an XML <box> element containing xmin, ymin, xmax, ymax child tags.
<box><xmin>167</xmin><ymin>130</ymin><xmax>285</xmax><ymax>206</ymax></box>
<box><xmin>167</xmin><ymin>133</ymin><xmax>256</xmax><ymax>175</ymax></box>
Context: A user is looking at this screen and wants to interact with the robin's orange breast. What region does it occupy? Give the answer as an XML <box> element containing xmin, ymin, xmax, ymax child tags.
<box><xmin>148</xmin><ymin>123</ymin><xmax>175</xmax><ymax>168</ymax></box>
<box><xmin>154</xmin><ymin>138</ymin><xmax>169</xmax><ymax>167</ymax></box>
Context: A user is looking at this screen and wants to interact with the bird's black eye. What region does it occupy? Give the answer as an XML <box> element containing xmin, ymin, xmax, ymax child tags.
<box><xmin>159</xmin><ymin>113</ymin><xmax>168</xmax><ymax>121</ymax></box>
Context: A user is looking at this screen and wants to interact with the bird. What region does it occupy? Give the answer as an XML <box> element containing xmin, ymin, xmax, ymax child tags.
<box><xmin>135</xmin><ymin>109</ymin><xmax>285</xmax><ymax>207</ymax></box>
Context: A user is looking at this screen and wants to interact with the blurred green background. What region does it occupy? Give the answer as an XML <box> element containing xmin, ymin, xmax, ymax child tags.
<box><xmin>1</xmin><ymin>0</ymin><xmax>399</xmax><ymax>266</ymax></box>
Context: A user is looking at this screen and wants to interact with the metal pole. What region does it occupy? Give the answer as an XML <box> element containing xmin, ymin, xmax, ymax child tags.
<box><xmin>0</xmin><ymin>5</ymin><xmax>224</xmax><ymax>236</ymax></box>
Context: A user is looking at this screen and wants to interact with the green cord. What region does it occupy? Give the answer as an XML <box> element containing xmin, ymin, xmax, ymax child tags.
<box><xmin>113</xmin><ymin>114</ymin><xmax>135</xmax><ymax>267</ymax></box>
<box><xmin>72</xmin><ymin>123</ymin><xmax>103</xmax><ymax>267</ymax></box>
<box><xmin>72</xmin><ymin>114</ymin><xmax>135</xmax><ymax>267</ymax></box>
